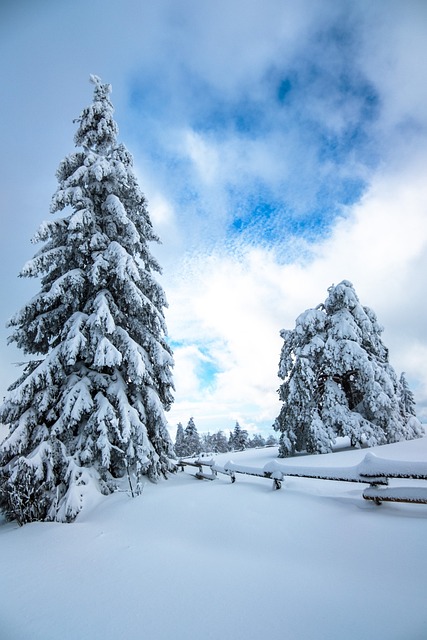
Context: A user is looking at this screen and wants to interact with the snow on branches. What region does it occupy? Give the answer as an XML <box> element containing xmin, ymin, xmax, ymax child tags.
<box><xmin>274</xmin><ymin>280</ymin><xmax>423</xmax><ymax>457</ymax></box>
<box><xmin>0</xmin><ymin>77</ymin><xmax>175</xmax><ymax>524</ymax></box>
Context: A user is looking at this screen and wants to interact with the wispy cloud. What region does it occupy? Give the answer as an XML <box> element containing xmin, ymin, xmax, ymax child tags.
<box><xmin>166</xmin><ymin>150</ymin><xmax>427</xmax><ymax>430</ymax></box>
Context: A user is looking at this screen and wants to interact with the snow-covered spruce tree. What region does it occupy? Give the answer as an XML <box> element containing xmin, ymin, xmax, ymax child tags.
<box><xmin>211</xmin><ymin>430</ymin><xmax>229</xmax><ymax>453</ymax></box>
<box><xmin>200</xmin><ymin>432</ymin><xmax>213</xmax><ymax>453</ymax></box>
<box><xmin>265</xmin><ymin>434</ymin><xmax>278</xmax><ymax>447</ymax></box>
<box><xmin>249</xmin><ymin>434</ymin><xmax>266</xmax><ymax>449</ymax></box>
<box><xmin>398</xmin><ymin>372</ymin><xmax>423</xmax><ymax>440</ymax></box>
<box><xmin>184</xmin><ymin>417</ymin><xmax>201</xmax><ymax>457</ymax></box>
<box><xmin>174</xmin><ymin>422</ymin><xmax>186</xmax><ymax>457</ymax></box>
<box><xmin>274</xmin><ymin>280</ymin><xmax>423</xmax><ymax>457</ymax></box>
<box><xmin>0</xmin><ymin>76</ymin><xmax>175</xmax><ymax>524</ymax></box>
<box><xmin>229</xmin><ymin>421</ymin><xmax>249</xmax><ymax>451</ymax></box>
<box><xmin>398</xmin><ymin>372</ymin><xmax>416</xmax><ymax>418</ymax></box>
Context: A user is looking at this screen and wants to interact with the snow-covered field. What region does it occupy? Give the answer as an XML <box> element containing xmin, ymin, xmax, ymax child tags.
<box><xmin>1</xmin><ymin>437</ymin><xmax>427</xmax><ymax>640</ymax></box>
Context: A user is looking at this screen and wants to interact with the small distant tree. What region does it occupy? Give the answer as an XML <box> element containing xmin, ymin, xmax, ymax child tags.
<box><xmin>200</xmin><ymin>432</ymin><xmax>213</xmax><ymax>453</ymax></box>
<box><xmin>228</xmin><ymin>431</ymin><xmax>234</xmax><ymax>450</ymax></box>
<box><xmin>174</xmin><ymin>422</ymin><xmax>186</xmax><ymax>457</ymax></box>
<box><xmin>184</xmin><ymin>417</ymin><xmax>201</xmax><ymax>457</ymax></box>
<box><xmin>0</xmin><ymin>76</ymin><xmax>175</xmax><ymax>524</ymax></box>
<box><xmin>398</xmin><ymin>372</ymin><xmax>416</xmax><ymax>418</ymax></box>
<box><xmin>265</xmin><ymin>434</ymin><xmax>278</xmax><ymax>447</ymax></box>
<box><xmin>398</xmin><ymin>373</ymin><xmax>423</xmax><ymax>440</ymax></box>
<box><xmin>274</xmin><ymin>280</ymin><xmax>423</xmax><ymax>457</ymax></box>
<box><xmin>211</xmin><ymin>430</ymin><xmax>229</xmax><ymax>453</ymax></box>
<box><xmin>249</xmin><ymin>434</ymin><xmax>266</xmax><ymax>449</ymax></box>
<box><xmin>229</xmin><ymin>421</ymin><xmax>249</xmax><ymax>451</ymax></box>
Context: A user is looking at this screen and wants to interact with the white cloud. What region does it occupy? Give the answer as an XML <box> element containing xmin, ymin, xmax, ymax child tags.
<box><xmin>184</xmin><ymin>130</ymin><xmax>220</xmax><ymax>185</ymax></box>
<box><xmin>358</xmin><ymin>1</ymin><xmax>427</xmax><ymax>132</ymax></box>
<box><xmin>1</xmin><ymin>0</ymin><xmax>427</xmax><ymax>436</ymax></box>
<box><xmin>166</xmin><ymin>149</ymin><xmax>427</xmax><ymax>431</ymax></box>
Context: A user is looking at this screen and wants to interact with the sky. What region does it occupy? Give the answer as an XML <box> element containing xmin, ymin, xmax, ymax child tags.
<box><xmin>1</xmin><ymin>0</ymin><xmax>427</xmax><ymax>436</ymax></box>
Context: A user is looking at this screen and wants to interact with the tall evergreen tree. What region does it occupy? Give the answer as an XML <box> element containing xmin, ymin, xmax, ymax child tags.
<box><xmin>398</xmin><ymin>372</ymin><xmax>417</xmax><ymax>417</ymax></box>
<box><xmin>230</xmin><ymin>421</ymin><xmax>249</xmax><ymax>451</ymax></box>
<box><xmin>211</xmin><ymin>430</ymin><xmax>229</xmax><ymax>453</ymax></box>
<box><xmin>398</xmin><ymin>372</ymin><xmax>423</xmax><ymax>439</ymax></box>
<box><xmin>174</xmin><ymin>422</ymin><xmax>186</xmax><ymax>457</ymax></box>
<box><xmin>0</xmin><ymin>76</ymin><xmax>175</xmax><ymax>523</ymax></box>
<box><xmin>249</xmin><ymin>434</ymin><xmax>266</xmax><ymax>448</ymax></box>
<box><xmin>184</xmin><ymin>417</ymin><xmax>201</xmax><ymax>457</ymax></box>
<box><xmin>274</xmin><ymin>280</ymin><xmax>423</xmax><ymax>457</ymax></box>
<box><xmin>200</xmin><ymin>432</ymin><xmax>213</xmax><ymax>453</ymax></box>
<box><xmin>265</xmin><ymin>434</ymin><xmax>278</xmax><ymax>447</ymax></box>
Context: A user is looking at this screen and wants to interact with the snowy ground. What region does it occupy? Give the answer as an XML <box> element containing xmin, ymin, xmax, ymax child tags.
<box><xmin>1</xmin><ymin>437</ymin><xmax>427</xmax><ymax>640</ymax></box>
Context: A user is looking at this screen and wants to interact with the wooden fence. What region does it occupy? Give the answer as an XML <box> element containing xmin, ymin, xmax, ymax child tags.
<box><xmin>176</xmin><ymin>453</ymin><xmax>427</xmax><ymax>505</ymax></box>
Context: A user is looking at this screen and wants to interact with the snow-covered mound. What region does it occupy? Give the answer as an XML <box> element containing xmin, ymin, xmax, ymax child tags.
<box><xmin>1</xmin><ymin>435</ymin><xmax>426</xmax><ymax>640</ymax></box>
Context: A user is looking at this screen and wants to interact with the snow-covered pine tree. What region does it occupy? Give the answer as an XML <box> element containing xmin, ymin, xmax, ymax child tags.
<box><xmin>249</xmin><ymin>434</ymin><xmax>266</xmax><ymax>448</ymax></box>
<box><xmin>200</xmin><ymin>432</ymin><xmax>213</xmax><ymax>453</ymax></box>
<box><xmin>274</xmin><ymin>280</ymin><xmax>423</xmax><ymax>457</ymax></box>
<box><xmin>211</xmin><ymin>430</ymin><xmax>229</xmax><ymax>453</ymax></box>
<box><xmin>184</xmin><ymin>417</ymin><xmax>201</xmax><ymax>457</ymax></box>
<box><xmin>398</xmin><ymin>372</ymin><xmax>423</xmax><ymax>440</ymax></box>
<box><xmin>0</xmin><ymin>76</ymin><xmax>175</xmax><ymax>524</ymax></box>
<box><xmin>174</xmin><ymin>422</ymin><xmax>186</xmax><ymax>457</ymax></box>
<box><xmin>230</xmin><ymin>421</ymin><xmax>249</xmax><ymax>451</ymax></box>
<box><xmin>398</xmin><ymin>372</ymin><xmax>416</xmax><ymax>417</ymax></box>
<box><xmin>228</xmin><ymin>431</ymin><xmax>234</xmax><ymax>450</ymax></box>
<box><xmin>265</xmin><ymin>434</ymin><xmax>278</xmax><ymax>447</ymax></box>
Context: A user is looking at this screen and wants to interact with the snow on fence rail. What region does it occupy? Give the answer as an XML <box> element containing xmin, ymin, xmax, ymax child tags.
<box><xmin>175</xmin><ymin>453</ymin><xmax>427</xmax><ymax>505</ymax></box>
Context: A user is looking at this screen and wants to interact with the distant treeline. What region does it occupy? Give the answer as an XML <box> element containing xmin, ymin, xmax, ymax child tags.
<box><xmin>174</xmin><ymin>418</ymin><xmax>277</xmax><ymax>458</ymax></box>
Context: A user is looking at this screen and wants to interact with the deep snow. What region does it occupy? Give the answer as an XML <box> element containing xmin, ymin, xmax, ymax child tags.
<box><xmin>1</xmin><ymin>436</ymin><xmax>427</xmax><ymax>640</ymax></box>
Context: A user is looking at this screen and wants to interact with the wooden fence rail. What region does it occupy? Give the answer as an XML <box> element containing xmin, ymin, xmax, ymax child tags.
<box><xmin>176</xmin><ymin>453</ymin><xmax>427</xmax><ymax>506</ymax></box>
